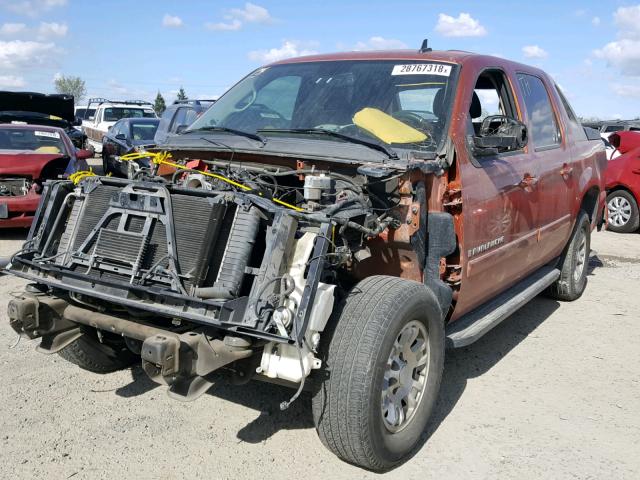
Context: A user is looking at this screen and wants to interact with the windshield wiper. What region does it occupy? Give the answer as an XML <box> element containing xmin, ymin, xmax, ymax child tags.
<box><xmin>257</xmin><ymin>128</ymin><xmax>399</xmax><ymax>160</ymax></box>
<box><xmin>185</xmin><ymin>126</ymin><xmax>266</xmax><ymax>145</ymax></box>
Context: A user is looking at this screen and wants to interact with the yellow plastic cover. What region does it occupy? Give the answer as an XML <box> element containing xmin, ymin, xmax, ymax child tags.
<box><xmin>352</xmin><ymin>108</ymin><xmax>427</xmax><ymax>144</ymax></box>
<box><xmin>35</xmin><ymin>146</ymin><xmax>61</xmax><ymax>153</ymax></box>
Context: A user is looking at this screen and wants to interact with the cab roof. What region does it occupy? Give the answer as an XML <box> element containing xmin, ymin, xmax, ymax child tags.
<box><xmin>270</xmin><ymin>49</ymin><xmax>548</xmax><ymax>77</ymax></box>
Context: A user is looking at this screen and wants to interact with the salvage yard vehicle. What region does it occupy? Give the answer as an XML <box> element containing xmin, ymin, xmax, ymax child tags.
<box><xmin>0</xmin><ymin>91</ymin><xmax>87</xmax><ymax>149</ymax></box>
<box><xmin>0</xmin><ymin>124</ymin><xmax>93</xmax><ymax>228</ymax></box>
<box><xmin>82</xmin><ymin>98</ymin><xmax>157</xmax><ymax>153</ymax></box>
<box><xmin>154</xmin><ymin>99</ymin><xmax>216</xmax><ymax>145</ymax></box>
<box><xmin>606</xmin><ymin>131</ymin><xmax>640</xmax><ymax>233</ymax></box>
<box><xmin>102</xmin><ymin>118</ymin><xmax>160</xmax><ymax>177</ymax></box>
<box><xmin>6</xmin><ymin>45</ymin><xmax>606</xmax><ymax>471</ymax></box>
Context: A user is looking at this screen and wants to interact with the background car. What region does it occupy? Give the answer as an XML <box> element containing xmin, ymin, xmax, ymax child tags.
<box><xmin>0</xmin><ymin>91</ymin><xmax>88</xmax><ymax>149</ymax></box>
<box><xmin>82</xmin><ymin>98</ymin><xmax>157</xmax><ymax>153</ymax></box>
<box><xmin>102</xmin><ymin>117</ymin><xmax>160</xmax><ymax>177</ymax></box>
<box><xmin>0</xmin><ymin>124</ymin><xmax>93</xmax><ymax>228</ymax></box>
<box><xmin>154</xmin><ymin>99</ymin><xmax>215</xmax><ymax>145</ymax></box>
<box><xmin>606</xmin><ymin>131</ymin><xmax>640</xmax><ymax>233</ymax></box>
<box><xmin>583</xmin><ymin>120</ymin><xmax>640</xmax><ymax>144</ymax></box>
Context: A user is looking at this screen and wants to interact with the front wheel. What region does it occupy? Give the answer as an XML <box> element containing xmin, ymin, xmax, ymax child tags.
<box><xmin>607</xmin><ymin>190</ymin><xmax>639</xmax><ymax>233</ymax></box>
<box><xmin>312</xmin><ymin>276</ymin><xmax>445</xmax><ymax>471</ymax></box>
<box><xmin>101</xmin><ymin>149</ymin><xmax>112</xmax><ymax>176</ymax></box>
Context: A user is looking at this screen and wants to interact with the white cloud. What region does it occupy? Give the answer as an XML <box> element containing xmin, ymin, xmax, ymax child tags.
<box><xmin>435</xmin><ymin>13</ymin><xmax>487</xmax><ymax>37</ymax></box>
<box><xmin>0</xmin><ymin>39</ymin><xmax>56</xmax><ymax>70</ymax></box>
<box><xmin>0</xmin><ymin>74</ymin><xmax>25</xmax><ymax>88</ymax></box>
<box><xmin>522</xmin><ymin>45</ymin><xmax>548</xmax><ymax>59</ymax></box>
<box><xmin>593</xmin><ymin>6</ymin><xmax>640</xmax><ymax>78</ymax></box>
<box><xmin>230</xmin><ymin>2</ymin><xmax>271</xmax><ymax>23</ymax></box>
<box><xmin>38</xmin><ymin>21</ymin><xmax>67</xmax><ymax>37</ymax></box>
<box><xmin>592</xmin><ymin>16</ymin><xmax>601</xmax><ymax>27</ymax></box>
<box><xmin>206</xmin><ymin>2</ymin><xmax>272</xmax><ymax>31</ymax></box>
<box><xmin>353</xmin><ymin>36</ymin><xmax>407</xmax><ymax>50</ymax></box>
<box><xmin>162</xmin><ymin>14</ymin><xmax>183</xmax><ymax>28</ymax></box>
<box><xmin>0</xmin><ymin>22</ymin><xmax>26</xmax><ymax>35</ymax></box>
<box><xmin>594</xmin><ymin>39</ymin><xmax>640</xmax><ymax>76</ymax></box>
<box><xmin>0</xmin><ymin>0</ymin><xmax>67</xmax><ymax>17</ymax></box>
<box><xmin>611</xmin><ymin>83</ymin><xmax>640</xmax><ymax>98</ymax></box>
<box><xmin>248</xmin><ymin>40</ymin><xmax>317</xmax><ymax>63</ymax></box>
<box><xmin>206</xmin><ymin>19</ymin><xmax>242</xmax><ymax>31</ymax></box>
<box><xmin>614</xmin><ymin>5</ymin><xmax>640</xmax><ymax>39</ymax></box>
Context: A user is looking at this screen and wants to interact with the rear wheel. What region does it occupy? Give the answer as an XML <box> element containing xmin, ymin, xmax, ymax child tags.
<box><xmin>312</xmin><ymin>276</ymin><xmax>445</xmax><ymax>471</ymax></box>
<box><xmin>607</xmin><ymin>190</ymin><xmax>639</xmax><ymax>233</ymax></box>
<box><xmin>58</xmin><ymin>327</ymin><xmax>136</xmax><ymax>374</ymax></box>
<box><xmin>548</xmin><ymin>211</ymin><xmax>590</xmax><ymax>301</ymax></box>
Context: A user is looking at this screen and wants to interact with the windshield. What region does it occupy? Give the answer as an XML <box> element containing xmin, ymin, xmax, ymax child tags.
<box><xmin>104</xmin><ymin>108</ymin><xmax>156</xmax><ymax>122</ymax></box>
<box><xmin>131</xmin><ymin>121</ymin><xmax>160</xmax><ymax>141</ymax></box>
<box><xmin>189</xmin><ymin>60</ymin><xmax>458</xmax><ymax>152</ymax></box>
<box><xmin>0</xmin><ymin>127</ymin><xmax>67</xmax><ymax>155</ymax></box>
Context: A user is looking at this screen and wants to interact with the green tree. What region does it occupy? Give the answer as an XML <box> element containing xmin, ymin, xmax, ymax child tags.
<box><xmin>176</xmin><ymin>87</ymin><xmax>187</xmax><ymax>101</ymax></box>
<box><xmin>53</xmin><ymin>75</ymin><xmax>87</xmax><ymax>103</ymax></box>
<box><xmin>154</xmin><ymin>91</ymin><xmax>166</xmax><ymax>115</ymax></box>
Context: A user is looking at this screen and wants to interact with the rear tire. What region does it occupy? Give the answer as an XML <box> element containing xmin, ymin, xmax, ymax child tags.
<box><xmin>548</xmin><ymin>211</ymin><xmax>590</xmax><ymax>301</ymax></box>
<box><xmin>312</xmin><ymin>276</ymin><xmax>445</xmax><ymax>471</ymax></box>
<box><xmin>101</xmin><ymin>150</ymin><xmax>112</xmax><ymax>176</ymax></box>
<box><xmin>607</xmin><ymin>190</ymin><xmax>639</xmax><ymax>233</ymax></box>
<box><xmin>58</xmin><ymin>327</ymin><xmax>136</xmax><ymax>374</ymax></box>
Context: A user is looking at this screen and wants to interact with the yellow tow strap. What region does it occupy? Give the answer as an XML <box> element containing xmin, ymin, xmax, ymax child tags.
<box><xmin>119</xmin><ymin>151</ymin><xmax>304</xmax><ymax>212</ymax></box>
<box><xmin>69</xmin><ymin>168</ymin><xmax>96</xmax><ymax>185</ymax></box>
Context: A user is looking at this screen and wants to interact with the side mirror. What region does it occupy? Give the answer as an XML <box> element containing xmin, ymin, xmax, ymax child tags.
<box><xmin>115</xmin><ymin>133</ymin><xmax>127</xmax><ymax>141</ymax></box>
<box><xmin>88</xmin><ymin>115</ymin><xmax>95</xmax><ymax>121</ymax></box>
<box><xmin>73</xmin><ymin>116</ymin><xmax>82</xmax><ymax>126</ymax></box>
<box><xmin>175</xmin><ymin>124</ymin><xmax>188</xmax><ymax>134</ymax></box>
<box><xmin>473</xmin><ymin>115</ymin><xmax>528</xmax><ymax>156</ymax></box>
<box><xmin>76</xmin><ymin>148</ymin><xmax>94</xmax><ymax>160</ymax></box>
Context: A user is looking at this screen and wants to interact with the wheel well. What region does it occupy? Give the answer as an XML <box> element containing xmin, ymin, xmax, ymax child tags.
<box><xmin>607</xmin><ymin>185</ymin><xmax>636</xmax><ymax>200</ymax></box>
<box><xmin>580</xmin><ymin>186</ymin><xmax>600</xmax><ymax>222</ymax></box>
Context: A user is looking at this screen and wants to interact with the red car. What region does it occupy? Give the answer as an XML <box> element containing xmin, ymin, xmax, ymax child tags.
<box><xmin>0</xmin><ymin>124</ymin><xmax>93</xmax><ymax>228</ymax></box>
<box><xmin>606</xmin><ymin>131</ymin><xmax>640</xmax><ymax>233</ymax></box>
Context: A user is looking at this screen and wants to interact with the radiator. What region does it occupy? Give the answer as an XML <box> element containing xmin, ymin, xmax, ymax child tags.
<box><xmin>54</xmin><ymin>183</ymin><xmax>233</xmax><ymax>293</ymax></box>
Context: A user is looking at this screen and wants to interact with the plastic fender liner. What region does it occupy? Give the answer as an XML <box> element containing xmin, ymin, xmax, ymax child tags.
<box><xmin>424</xmin><ymin>211</ymin><xmax>456</xmax><ymax>316</ymax></box>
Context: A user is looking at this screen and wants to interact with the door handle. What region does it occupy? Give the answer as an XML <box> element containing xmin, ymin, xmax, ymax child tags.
<box><xmin>515</xmin><ymin>174</ymin><xmax>538</xmax><ymax>191</ymax></box>
<box><xmin>632</xmin><ymin>168</ymin><xmax>640</xmax><ymax>175</ymax></box>
<box><xmin>560</xmin><ymin>163</ymin><xmax>574</xmax><ymax>178</ymax></box>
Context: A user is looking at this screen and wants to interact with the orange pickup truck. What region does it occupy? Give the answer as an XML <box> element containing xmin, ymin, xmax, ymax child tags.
<box><xmin>7</xmin><ymin>42</ymin><xmax>606</xmax><ymax>471</ymax></box>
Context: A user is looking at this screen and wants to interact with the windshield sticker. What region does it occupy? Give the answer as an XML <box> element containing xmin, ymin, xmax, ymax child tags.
<box><xmin>34</xmin><ymin>130</ymin><xmax>60</xmax><ymax>139</ymax></box>
<box><xmin>392</xmin><ymin>64</ymin><xmax>452</xmax><ymax>76</ymax></box>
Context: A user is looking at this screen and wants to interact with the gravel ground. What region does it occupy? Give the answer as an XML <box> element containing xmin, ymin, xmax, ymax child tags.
<box><xmin>0</xmin><ymin>215</ymin><xmax>639</xmax><ymax>479</ymax></box>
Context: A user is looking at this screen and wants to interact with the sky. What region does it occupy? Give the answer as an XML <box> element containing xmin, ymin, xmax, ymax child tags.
<box><xmin>0</xmin><ymin>0</ymin><xmax>639</xmax><ymax>120</ymax></box>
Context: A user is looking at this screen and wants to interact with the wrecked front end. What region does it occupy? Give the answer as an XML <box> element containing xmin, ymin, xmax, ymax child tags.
<box><xmin>6</xmin><ymin>151</ymin><xmax>444</xmax><ymax>401</ymax></box>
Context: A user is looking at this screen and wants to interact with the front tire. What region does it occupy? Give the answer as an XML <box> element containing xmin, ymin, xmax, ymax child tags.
<box><xmin>101</xmin><ymin>149</ymin><xmax>112</xmax><ymax>176</ymax></box>
<box><xmin>548</xmin><ymin>211</ymin><xmax>590</xmax><ymax>301</ymax></box>
<box><xmin>312</xmin><ymin>276</ymin><xmax>445</xmax><ymax>471</ymax></box>
<box><xmin>607</xmin><ymin>190</ymin><xmax>639</xmax><ymax>233</ymax></box>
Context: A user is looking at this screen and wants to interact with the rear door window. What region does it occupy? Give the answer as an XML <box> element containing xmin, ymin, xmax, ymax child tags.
<box><xmin>556</xmin><ymin>85</ymin><xmax>587</xmax><ymax>142</ymax></box>
<box><xmin>517</xmin><ymin>74</ymin><xmax>561</xmax><ymax>150</ymax></box>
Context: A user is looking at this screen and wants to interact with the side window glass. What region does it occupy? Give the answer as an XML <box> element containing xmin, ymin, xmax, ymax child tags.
<box><xmin>556</xmin><ymin>85</ymin><xmax>587</xmax><ymax>142</ymax></box>
<box><xmin>171</xmin><ymin>108</ymin><xmax>189</xmax><ymax>132</ymax></box>
<box><xmin>183</xmin><ymin>109</ymin><xmax>198</xmax><ymax>126</ymax></box>
<box><xmin>517</xmin><ymin>74</ymin><xmax>561</xmax><ymax>149</ymax></box>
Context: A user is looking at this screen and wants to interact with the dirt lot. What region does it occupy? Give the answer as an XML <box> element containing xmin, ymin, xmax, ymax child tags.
<box><xmin>1</xmin><ymin>220</ymin><xmax>639</xmax><ymax>479</ymax></box>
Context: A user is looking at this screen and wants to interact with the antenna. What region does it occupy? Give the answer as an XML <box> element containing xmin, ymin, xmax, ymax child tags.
<box><xmin>419</xmin><ymin>39</ymin><xmax>432</xmax><ymax>53</ymax></box>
